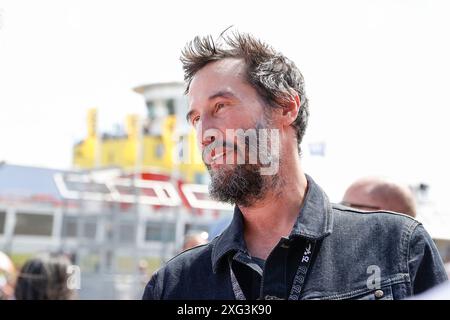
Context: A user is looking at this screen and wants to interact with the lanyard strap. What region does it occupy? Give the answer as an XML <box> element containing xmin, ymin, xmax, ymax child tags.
<box><xmin>288</xmin><ymin>240</ymin><xmax>315</xmax><ymax>300</ymax></box>
<box><xmin>229</xmin><ymin>255</ymin><xmax>246</xmax><ymax>300</ymax></box>
<box><xmin>229</xmin><ymin>239</ymin><xmax>316</xmax><ymax>300</ymax></box>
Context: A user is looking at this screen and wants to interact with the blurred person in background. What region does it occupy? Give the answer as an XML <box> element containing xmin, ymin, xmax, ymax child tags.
<box><xmin>342</xmin><ymin>176</ymin><xmax>417</xmax><ymax>217</ymax></box>
<box><xmin>138</xmin><ymin>259</ymin><xmax>150</xmax><ymax>290</ymax></box>
<box><xmin>0</xmin><ymin>251</ymin><xmax>16</xmax><ymax>300</ymax></box>
<box><xmin>143</xmin><ymin>30</ymin><xmax>447</xmax><ymax>300</ymax></box>
<box><xmin>182</xmin><ymin>231</ymin><xmax>209</xmax><ymax>251</ymax></box>
<box><xmin>14</xmin><ymin>253</ymin><xmax>75</xmax><ymax>300</ymax></box>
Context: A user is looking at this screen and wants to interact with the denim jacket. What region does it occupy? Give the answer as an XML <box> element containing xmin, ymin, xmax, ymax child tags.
<box><xmin>142</xmin><ymin>175</ymin><xmax>448</xmax><ymax>300</ymax></box>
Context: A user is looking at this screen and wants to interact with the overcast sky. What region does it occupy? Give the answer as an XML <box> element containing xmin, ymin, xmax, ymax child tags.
<box><xmin>1</xmin><ymin>0</ymin><xmax>449</xmax><ymax>201</ymax></box>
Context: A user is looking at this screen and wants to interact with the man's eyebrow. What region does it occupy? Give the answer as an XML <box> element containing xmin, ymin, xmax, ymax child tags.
<box><xmin>208</xmin><ymin>90</ymin><xmax>238</xmax><ymax>101</ymax></box>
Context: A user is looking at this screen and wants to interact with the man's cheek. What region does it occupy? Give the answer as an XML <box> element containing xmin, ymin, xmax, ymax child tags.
<box><xmin>259</xmin><ymin>129</ymin><xmax>280</xmax><ymax>176</ymax></box>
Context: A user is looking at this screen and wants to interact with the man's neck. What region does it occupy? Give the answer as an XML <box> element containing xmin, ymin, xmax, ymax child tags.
<box><xmin>240</xmin><ymin>162</ymin><xmax>308</xmax><ymax>260</ymax></box>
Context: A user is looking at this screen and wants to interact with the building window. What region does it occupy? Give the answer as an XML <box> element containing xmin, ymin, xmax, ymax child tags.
<box><xmin>177</xmin><ymin>136</ymin><xmax>185</xmax><ymax>161</ymax></box>
<box><xmin>119</xmin><ymin>223</ymin><xmax>135</xmax><ymax>243</ymax></box>
<box><xmin>61</xmin><ymin>216</ymin><xmax>97</xmax><ymax>239</ymax></box>
<box><xmin>166</xmin><ymin>99</ymin><xmax>175</xmax><ymax>115</ymax></box>
<box><xmin>145</xmin><ymin>222</ymin><xmax>175</xmax><ymax>242</ymax></box>
<box><xmin>146</xmin><ymin>101</ymin><xmax>156</xmax><ymax>119</ymax></box>
<box><xmin>84</xmin><ymin>222</ymin><xmax>97</xmax><ymax>239</ymax></box>
<box><xmin>184</xmin><ymin>223</ymin><xmax>209</xmax><ymax>235</ymax></box>
<box><xmin>155</xmin><ymin>143</ymin><xmax>165</xmax><ymax>159</ymax></box>
<box><xmin>0</xmin><ymin>211</ymin><xmax>5</xmax><ymax>234</ymax></box>
<box><xmin>62</xmin><ymin>216</ymin><xmax>78</xmax><ymax>238</ymax></box>
<box><xmin>14</xmin><ymin>212</ymin><xmax>53</xmax><ymax>237</ymax></box>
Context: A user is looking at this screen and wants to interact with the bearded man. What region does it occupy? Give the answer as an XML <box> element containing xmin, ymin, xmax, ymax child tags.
<box><xmin>143</xmin><ymin>31</ymin><xmax>447</xmax><ymax>300</ymax></box>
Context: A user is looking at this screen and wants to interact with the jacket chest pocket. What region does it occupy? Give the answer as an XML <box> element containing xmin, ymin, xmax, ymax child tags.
<box><xmin>311</xmin><ymin>285</ymin><xmax>394</xmax><ymax>300</ymax></box>
<box><xmin>351</xmin><ymin>285</ymin><xmax>394</xmax><ymax>300</ymax></box>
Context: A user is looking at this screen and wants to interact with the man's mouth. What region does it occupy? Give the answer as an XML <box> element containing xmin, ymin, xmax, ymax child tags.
<box><xmin>211</xmin><ymin>151</ymin><xmax>227</xmax><ymax>162</ymax></box>
<box><xmin>207</xmin><ymin>149</ymin><xmax>233</xmax><ymax>166</ymax></box>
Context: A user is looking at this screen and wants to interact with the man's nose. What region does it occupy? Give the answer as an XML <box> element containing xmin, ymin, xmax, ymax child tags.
<box><xmin>202</xmin><ymin>135</ymin><xmax>215</xmax><ymax>147</ymax></box>
<box><xmin>197</xmin><ymin>116</ymin><xmax>220</xmax><ymax>148</ymax></box>
<box><xmin>200</xmin><ymin>130</ymin><xmax>215</xmax><ymax>148</ymax></box>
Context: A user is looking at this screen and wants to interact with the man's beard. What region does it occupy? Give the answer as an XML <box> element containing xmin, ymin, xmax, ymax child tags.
<box><xmin>208</xmin><ymin>163</ymin><xmax>273</xmax><ymax>207</ymax></box>
<box><xmin>205</xmin><ymin>122</ymin><xmax>280</xmax><ymax>207</ymax></box>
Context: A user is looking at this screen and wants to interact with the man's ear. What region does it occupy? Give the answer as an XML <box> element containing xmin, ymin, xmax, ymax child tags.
<box><xmin>280</xmin><ymin>93</ymin><xmax>300</xmax><ymax>127</ymax></box>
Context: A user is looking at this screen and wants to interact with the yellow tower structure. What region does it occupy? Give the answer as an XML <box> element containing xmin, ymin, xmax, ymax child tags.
<box><xmin>73</xmin><ymin>108</ymin><xmax>99</xmax><ymax>168</ymax></box>
<box><xmin>72</xmin><ymin>83</ymin><xmax>207</xmax><ymax>183</ymax></box>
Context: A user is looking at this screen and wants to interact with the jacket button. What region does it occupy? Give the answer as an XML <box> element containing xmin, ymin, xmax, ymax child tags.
<box><xmin>374</xmin><ymin>290</ymin><xmax>384</xmax><ymax>299</ymax></box>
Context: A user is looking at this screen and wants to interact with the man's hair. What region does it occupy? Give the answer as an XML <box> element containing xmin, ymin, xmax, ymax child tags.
<box><xmin>180</xmin><ymin>30</ymin><xmax>309</xmax><ymax>153</ymax></box>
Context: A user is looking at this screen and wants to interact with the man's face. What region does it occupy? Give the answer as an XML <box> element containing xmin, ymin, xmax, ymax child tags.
<box><xmin>187</xmin><ymin>58</ymin><xmax>279</xmax><ymax>206</ymax></box>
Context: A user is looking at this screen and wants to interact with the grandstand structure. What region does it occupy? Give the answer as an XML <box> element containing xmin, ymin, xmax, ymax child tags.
<box><xmin>0</xmin><ymin>163</ymin><xmax>232</xmax><ymax>298</ymax></box>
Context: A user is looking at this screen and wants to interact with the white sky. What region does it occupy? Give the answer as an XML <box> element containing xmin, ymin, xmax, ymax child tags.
<box><xmin>0</xmin><ymin>0</ymin><xmax>449</xmax><ymax>201</ymax></box>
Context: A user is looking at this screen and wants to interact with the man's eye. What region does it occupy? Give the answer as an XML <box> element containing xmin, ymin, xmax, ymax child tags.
<box><xmin>215</xmin><ymin>103</ymin><xmax>225</xmax><ymax>111</ymax></box>
<box><xmin>192</xmin><ymin>116</ymin><xmax>200</xmax><ymax>125</ymax></box>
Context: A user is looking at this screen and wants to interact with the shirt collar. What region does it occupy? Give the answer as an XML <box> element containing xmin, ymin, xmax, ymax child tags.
<box><xmin>211</xmin><ymin>205</ymin><xmax>247</xmax><ymax>273</ymax></box>
<box><xmin>211</xmin><ymin>174</ymin><xmax>334</xmax><ymax>273</ymax></box>
<box><xmin>288</xmin><ymin>174</ymin><xmax>334</xmax><ymax>239</ymax></box>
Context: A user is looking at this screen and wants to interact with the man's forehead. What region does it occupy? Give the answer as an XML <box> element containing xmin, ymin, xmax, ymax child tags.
<box><xmin>188</xmin><ymin>58</ymin><xmax>246</xmax><ymax>98</ymax></box>
<box><xmin>208</xmin><ymin>57</ymin><xmax>246</xmax><ymax>74</ymax></box>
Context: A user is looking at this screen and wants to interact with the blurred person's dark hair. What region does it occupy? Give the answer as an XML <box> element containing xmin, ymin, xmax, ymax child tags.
<box><xmin>181</xmin><ymin>28</ymin><xmax>309</xmax><ymax>154</ymax></box>
<box><xmin>14</xmin><ymin>253</ymin><xmax>74</xmax><ymax>300</ymax></box>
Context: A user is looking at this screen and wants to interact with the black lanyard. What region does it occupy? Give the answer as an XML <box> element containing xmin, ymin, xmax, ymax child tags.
<box><xmin>229</xmin><ymin>239</ymin><xmax>316</xmax><ymax>300</ymax></box>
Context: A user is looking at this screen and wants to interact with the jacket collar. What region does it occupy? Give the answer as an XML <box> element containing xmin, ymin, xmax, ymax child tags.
<box><xmin>211</xmin><ymin>174</ymin><xmax>334</xmax><ymax>272</ymax></box>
